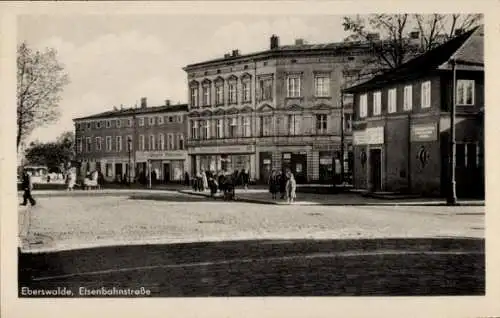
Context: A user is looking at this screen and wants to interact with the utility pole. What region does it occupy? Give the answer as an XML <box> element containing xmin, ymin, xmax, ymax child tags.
<box><xmin>447</xmin><ymin>59</ymin><xmax>458</xmax><ymax>205</ymax></box>
<box><xmin>340</xmin><ymin>88</ymin><xmax>345</xmax><ymax>185</ymax></box>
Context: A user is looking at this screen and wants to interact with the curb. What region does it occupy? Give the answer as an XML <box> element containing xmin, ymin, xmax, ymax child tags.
<box><xmin>177</xmin><ymin>190</ymin><xmax>485</xmax><ymax>207</ymax></box>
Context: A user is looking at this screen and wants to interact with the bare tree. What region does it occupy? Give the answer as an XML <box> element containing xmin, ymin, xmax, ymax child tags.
<box><xmin>17</xmin><ymin>42</ymin><xmax>70</xmax><ymax>151</ymax></box>
<box><xmin>342</xmin><ymin>14</ymin><xmax>483</xmax><ymax>72</ymax></box>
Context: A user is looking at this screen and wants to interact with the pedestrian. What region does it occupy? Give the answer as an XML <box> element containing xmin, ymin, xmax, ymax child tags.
<box><xmin>66</xmin><ymin>167</ymin><xmax>76</xmax><ymax>191</ymax></box>
<box><xmin>269</xmin><ymin>170</ymin><xmax>278</xmax><ymax>200</ymax></box>
<box><xmin>208</xmin><ymin>176</ymin><xmax>218</xmax><ymax>198</ymax></box>
<box><xmin>20</xmin><ymin>170</ymin><xmax>36</xmax><ymax>206</ymax></box>
<box><xmin>201</xmin><ymin>170</ymin><xmax>208</xmax><ymax>191</ymax></box>
<box><xmin>184</xmin><ymin>171</ymin><xmax>190</xmax><ymax>186</ymax></box>
<box><xmin>279</xmin><ymin>170</ymin><xmax>287</xmax><ymax>200</ymax></box>
<box><xmin>286</xmin><ymin>171</ymin><xmax>297</xmax><ymax>204</ymax></box>
<box><xmin>241</xmin><ymin>169</ymin><xmax>249</xmax><ymax>190</ymax></box>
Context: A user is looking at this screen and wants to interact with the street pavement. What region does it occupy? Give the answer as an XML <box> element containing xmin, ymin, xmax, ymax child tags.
<box><xmin>18</xmin><ymin>191</ymin><xmax>484</xmax><ymax>253</ymax></box>
<box><xmin>17</xmin><ymin>191</ymin><xmax>485</xmax><ymax>296</ymax></box>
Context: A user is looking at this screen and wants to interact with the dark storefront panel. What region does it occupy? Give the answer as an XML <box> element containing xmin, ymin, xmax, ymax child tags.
<box><xmin>259</xmin><ymin>152</ymin><xmax>272</xmax><ymax>183</ymax></box>
<box><xmin>318</xmin><ymin>151</ymin><xmax>333</xmax><ymax>184</ymax></box>
<box><xmin>282</xmin><ymin>152</ymin><xmax>307</xmax><ymax>184</ymax></box>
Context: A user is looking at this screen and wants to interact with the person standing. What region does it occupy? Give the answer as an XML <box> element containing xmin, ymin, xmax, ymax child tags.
<box><xmin>241</xmin><ymin>169</ymin><xmax>249</xmax><ymax>190</ymax></box>
<box><xmin>279</xmin><ymin>170</ymin><xmax>287</xmax><ymax>200</ymax></box>
<box><xmin>268</xmin><ymin>170</ymin><xmax>277</xmax><ymax>200</ymax></box>
<box><xmin>20</xmin><ymin>170</ymin><xmax>36</xmax><ymax>206</ymax></box>
<box><xmin>66</xmin><ymin>167</ymin><xmax>76</xmax><ymax>191</ymax></box>
<box><xmin>201</xmin><ymin>170</ymin><xmax>208</xmax><ymax>191</ymax></box>
<box><xmin>286</xmin><ymin>171</ymin><xmax>297</xmax><ymax>204</ymax></box>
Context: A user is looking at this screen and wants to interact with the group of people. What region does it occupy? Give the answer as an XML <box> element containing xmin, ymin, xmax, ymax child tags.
<box><xmin>191</xmin><ymin>169</ymin><xmax>250</xmax><ymax>200</ymax></box>
<box><xmin>268</xmin><ymin>169</ymin><xmax>297</xmax><ymax>203</ymax></box>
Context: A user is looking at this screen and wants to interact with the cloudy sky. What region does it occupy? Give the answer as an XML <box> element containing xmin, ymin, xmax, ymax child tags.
<box><xmin>17</xmin><ymin>14</ymin><xmax>352</xmax><ymax>143</ymax></box>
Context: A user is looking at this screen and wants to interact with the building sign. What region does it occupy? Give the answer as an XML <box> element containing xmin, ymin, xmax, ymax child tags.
<box><xmin>319</xmin><ymin>158</ymin><xmax>333</xmax><ymax>165</ymax></box>
<box><xmin>135</xmin><ymin>151</ymin><xmax>187</xmax><ymax>162</ymax></box>
<box><xmin>353</xmin><ymin>126</ymin><xmax>384</xmax><ymax>145</ymax></box>
<box><xmin>263</xmin><ymin>159</ymin><xmax>271</xmax><ymax>164</ymax></box>
<box><xmin>189</xmin><ymin>145</ymin><xmax>255</xmax><ymax>154</ymax></box>
<box><xmin>411</xmin><ymin>123</ymin><xmax>438</xmax><ymax>142</ymax></box>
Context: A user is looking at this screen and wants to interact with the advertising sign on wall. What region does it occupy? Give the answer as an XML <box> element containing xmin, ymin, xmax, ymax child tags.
<box><xmin>411</xmin><ymin>123</ymin><xmax>438</xmax><ymax>142</ymax></box>
<box><xmin>353</xmin><ymin>126</ymin><xmax>384</xmax><ymax>145</ymax></box>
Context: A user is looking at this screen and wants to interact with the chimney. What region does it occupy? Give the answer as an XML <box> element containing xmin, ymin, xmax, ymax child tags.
<box><xmin>232</xmin><ymin>49</ymin><xmax>240</xmax><ymax>57</ymax></box>
<box><xmin>224</xmin><ymin>53</ymin><xmax>231</xmax><ymax>58</ymax></box>
<box><xmin>140</xmin><ymin>97</ymin><xmax>147</xmax><ymax>108</ymax></box>
<box><xmin>455</xmin><ymin>28</ymin><xmax>464</xmax><ymax>36</ymax></box>
<box><xmin>270</xmin><ymin>34</ymin><xmax>279</xmax><ymax>50</ymax></box>
<box><xmin>165</xmin><ymin>99</ymin><xmax>170</xmax><ymax>106</ymax></box>
<box><xmin>410</xmin><ymin>31</ymin><xmax>420</xmax><ymax>39</ymax></box>
<box><xmin>295</xmin><ymin>38</ymin><xmax>305</xmax><ymax>45</ymax></box>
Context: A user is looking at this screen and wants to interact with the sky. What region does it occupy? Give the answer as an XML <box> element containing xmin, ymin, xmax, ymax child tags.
<box><xmin>17</xmin><ymin>14</ymin><xmax>350</xmax><ymax>143</ymax></box>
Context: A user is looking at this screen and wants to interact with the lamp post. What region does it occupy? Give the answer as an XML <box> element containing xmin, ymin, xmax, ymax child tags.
<box><xmin>447</xmin><ymin>59</ymin><xmax>458</xmax><ymax>205</ymax></box>
<box><xmin>127</xmin><ymin>136</ymin><xmax>132</xmax><ymax>186</ymax></box>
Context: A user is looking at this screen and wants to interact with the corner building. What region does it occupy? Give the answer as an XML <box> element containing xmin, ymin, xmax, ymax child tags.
<box><xmin>74</xmin><ymin>98</ymin><xmax>189</xmax><ymax>183</ymax></box>
<box><xmin>184</xmin><ymin>36</ymin><xmax>375</xmax><ymax>183</ymax></box>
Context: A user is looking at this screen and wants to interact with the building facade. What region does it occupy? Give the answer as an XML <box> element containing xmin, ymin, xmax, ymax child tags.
<box><xmin>74</xmin><ymin>98</ymin><xmax>189</xmax><ymax>183</ymax></box>
<box><xmin>345</xmin><ymin>26</ymin><xmax>484</xmax><ymax>198</ymax></box>
<box><xmin>183</xmin><ymin>36</ymin><xmax>379</xmax><ymax>183</ymax></box>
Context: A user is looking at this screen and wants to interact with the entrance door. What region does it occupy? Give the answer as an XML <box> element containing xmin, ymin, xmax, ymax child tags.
<box><xmin>291</xmin><ymin>153</ymin><xmax>308</xmax><ymax>184</ymax></box>
<box><xmin>259</xmin><ymin>152</ymin><xmax>272</xmax><ymax>183</ymax></box>
<box><xmin>115</xmin><ymin>163</ymin><xmax>123</xmax><ymax>182</ymax></box>
<box><xmin>163</xmin><ymin>163</ymin><xmax>171</xmax><ymax>184</ymax></box>
<box><xmin>369</xmin><ymin>149</ymin><xmax>382</xmax><ymax>192</ymax></box>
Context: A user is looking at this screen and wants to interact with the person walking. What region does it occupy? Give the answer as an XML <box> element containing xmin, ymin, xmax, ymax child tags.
<box><xmin>20</xmin><ymin>170</ymin><xmax>36</xmax><ymax>206</ymax></box>
<box><xmin>286</xmin><ymin>171</ymin><xmax>297</xmax><ymax>204</ymax></box>
<box><xmin>269</xmin><ymin>170</ymin><xmax>278</xmax><ymax>200</ymax></box>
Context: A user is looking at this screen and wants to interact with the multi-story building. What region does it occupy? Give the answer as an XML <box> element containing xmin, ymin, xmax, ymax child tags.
<box><xmin>344</xmin><ymin>26</ymin><xmax>484</xmax><ymax>197</ymax></box>
<box><xmin>183</xmin><ymin>35</ymin><xmax>378</xmax><ymax>184</ymax></box>
<box><xmin>73</xmin><ymin>98</ymin><xmax>189</xmax><ymax>183</ymax></box>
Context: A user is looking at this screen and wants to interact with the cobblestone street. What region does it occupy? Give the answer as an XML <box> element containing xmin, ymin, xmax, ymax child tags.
<box><xmin>19</xmin><ymin>191</ymin><xmax>484</xmax><ymax>253</ymax></box>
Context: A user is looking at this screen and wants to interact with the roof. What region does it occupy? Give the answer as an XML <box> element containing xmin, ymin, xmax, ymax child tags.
<box><xmin>183</xmin><ymin>40</ymin><xmax>374</xmax><ymax>71</ymax></box>
<box><xmin>73</xmin><ymin>104</ymin><xmax>188</xmax><ymax>121</ymax></box>
<box><xmin>343</xmin><ymin>26</ymin><xmax>483</xmax><ymax>94</ymax></box>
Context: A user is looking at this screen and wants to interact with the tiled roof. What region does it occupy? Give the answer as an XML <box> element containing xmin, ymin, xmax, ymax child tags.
<box><xmin>343</xmin><ymin>26</ymin><xmax>483</xmax><ymax>93</ymax></box>
<box><xmin>73</xmin><ymin>104</ymin><xmax>188</xmax><ymax>121</ymax></box>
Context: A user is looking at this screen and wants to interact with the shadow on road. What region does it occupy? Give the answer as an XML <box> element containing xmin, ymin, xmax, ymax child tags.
<box><xmin>19</xmin><ymin>237</ymin><xmax>485</xmax><ymax>297</ymax></box>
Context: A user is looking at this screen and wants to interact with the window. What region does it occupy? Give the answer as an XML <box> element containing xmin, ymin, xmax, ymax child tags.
<box><xmin>179</xmin><ymin>134</ymin><xmax>185</xmax><ymax>150</ymax></box>
<box><xmin>166</xmin><ymin>116</ymin><xmax>172</xmax><ymax>123</ymax></box>
<box><xmin>158</xmin><ymin>116</ymin><xmax>164</xmax><ymax>125</ymax></box>
<box><xmin>314</xmin><ymin>76</ymin><xmax>330</xmax><ymax>97</ymax></box>
<box><xmin>242</xmin><ymin>81</ymin><xmax>251</xmax><ymax>102</ymax></box>
<box><xmin>258</xmin><ymin>78</ymin><xmax>273</xmax><ymax>101</ymax></box>
<box><xmin>85</xmin><ymin>137</ymin><xmax>91</xmax><ymax>152</ymax></box>
<box><xmin>116</xmin><ymin>136</ymin><xmax>122</xmax><ymax>152</ymax></box>
<box><xmin>261</xmin><ymin>116</ymin><xmax>272</xmax><ymax>136</ymax></box>
<box><xmin>190</xmin><ymin>87</ymin><xmax>199</xmax><ymax>107</ymax></box>
<box><xmin>149</xmin><ymin>135</ymin><xmax>155</xmax><ymax>150</ymax></box>
<box><xmin>106</xmin><ymin>120</ymin><xmax>111</xmax><ymax>128</ymax></box>
<box><xmin>139</xmin><ymin>117</ymin><xmax>145</xmax><ymax>127</ymax></box>
<box><xmin>228</xmin><ymin>82</ymin><xmax>237</xmax><ymax>104</ymax></box>
<box><xmin>127</xmin><ymin>135</ymin><xmax>133</xmax><ymax>151</ymax></box>
<box><xmin>216</xmin><ymin>84</ymin><xmax>224</xmax><ymax>105</ymax></box>
<box><xmin>421</xmin><ymin>81</ymin><xmax>431</xmax><ymax>108</ymax></box>
<box><xmin>288</xmin><ymin>114</ymin><xmax>301</xmax><ymax>135</ymax></box>
<box><xmin>216</xmin><ymin>119</ymin><xmax>224</xmax><ymax>138</ymax></box>
<box><xmin>344</xmin><ymin>113</ymin><xmax>353</xmax><ymax>132</ymax></box>
<box><xmin>287</xmin><ymin>76</ymin><xmax>301</xmax><ymax>97</ymax></box>
<box><xmin>106</xmin><ymin>136</ymin><xmax>112</xmax><ymax>152</ymax></box>
<box><xmin>316</xmin><ymin>114</ymin><xmax>328</xmax><ymax>134</ymax></box>
<box><xmin>95</xmin><ymin>137</ymin><xmax>102</xmax><ymax>151</ymax></box>
<box><xmin>243</xmin><ymin>116</ymin><xmax>251</xmax><ymax>137</ymax></box>
<box><xmin>96</xmin><ymin>121</ymin><xmax>101</xmax><ymax>129</ymax></box>
<box><xmin>76</xmin><ymin>138</ymin><xmax>82</xmax><ymax>153</ymax></box>
<box><xmin>373</xmin><ymin>91</ymin><xmax>382</xmax><ymax>115</ymax></box>
<box><xmin>191</xmin><ymin>120</ymin><xmax>199</xmax><ymax>139</ymax></box>
<box><xmin>388</xmin><ymin>88</ymin><xmax>397</xmax><ymax>113</ymax></box>
<box><xmin>403</xmin><ymin>85</ymin><xmax>413</xmax><ymax>111</ymax></box>
<box><xmin>149</xmin><ymin>117</ymin><xmax>155</xmax><ymax>126</ymax></box>
<box><xmin>457</xmin><ymin>80</ymin><xmax>474</xmax><ymax>105</ymax></box>
<box><xmin>106</xmin><ymin>163</ymin><xmax>113</xmax><ymax>178</ymax></box>
<box><xmin>359</xmin><ymin>94</ymin><xmax>368</xmax><ymax>118</ymax></box>
<box><xmin>87</xmin><ymin>122</ymin><xmax>91</xmax><ymax>129</ymax></box>
<box><xmin>202</xmin><ymin>85</ymin><xmax>210</xmax><ymax>106</ymax></box>
<box><xmin>158</xmin><ymin>133</ymin><xmax>165</xmax><ymax>150</ymax></box>
<box><xmin>116</xmin><ymin>119</ymin><xmax>121</xmax><ymax>128</ymax></box>
<box><xmin>139</xmin><ymin>135</ymin><xmax>145</xmax><ymax>151</ymax></box>
<box><xmin>203</xmin><ymin>120</ymin><xmax>210</xmax><ymax>139</ymax></box>
<box><xmin>178</xmin><ymin>115</ymin><xmax>183</xmax><ymax>123</ymax></box>
<box><xmin>229</xmin><ymin>117</ymin><xmax>238</xmax><ymax>138</ymax></box>
<box><xmin>168</xmin><ymin>134</ymin><xmax>175</xmax><ymax>150</ymax></box>
<box><xmin>127</xmin><ymin>119</ymin><xmax>132</xmax><ymax>127</ymax></box>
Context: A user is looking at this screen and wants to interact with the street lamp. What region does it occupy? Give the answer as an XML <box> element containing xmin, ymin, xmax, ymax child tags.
<box><xmin>447</xmin><ymin>59</ymin><xmax>458</xmax><ymax>205</ymax></box>
<box><xmin>127</xmin><ymin>136</ymin><xmax>132</xmax><ymax>186</ymax></box>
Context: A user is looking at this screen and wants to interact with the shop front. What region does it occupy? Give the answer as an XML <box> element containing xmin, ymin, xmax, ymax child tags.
<box><xmin>259</xmin><ymin>152</ymin><xmax>273</xmax><ymax>183</ymax></box>
<box><xmin>135</xmin><ymin>150</ymin><xmax>188</xmax><ymax>184</ymax></box>
<box><xmin>353</xmin><ymin>126</ymin><xmax>385</xmax><ymax>192</ymax></box>
<box><xmin>281</xmin><ymin>151</ymin><xmax>308</xmax><ymax>184</ymax></box>
<box><xmin>189</xmin><ymin>144</ymin><xmax>256</xmax><ymax>179</ymax></box>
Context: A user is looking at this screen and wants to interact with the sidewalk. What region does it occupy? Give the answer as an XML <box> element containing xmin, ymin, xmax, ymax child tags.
<box><xmin>179</xmin><ymin>189</ymin><xmax>485</xmax><ymax>206</ymax></box>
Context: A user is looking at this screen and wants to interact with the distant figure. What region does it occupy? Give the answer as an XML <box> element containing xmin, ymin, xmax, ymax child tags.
<box><xmin>66</xmin><ymin>168</ymin><xmax>76</xmax><ymax>191</ymax></box>
<box><xmin>241</xmin><ymin>169</ymin><xmax>249</xmax><ymax>190</ymax></box>
<box><xmin>268</xmin><ymin>170</ymin><xmax>278</xmax><ymax>200</ymax></box>
<box><xmin>20</xmin><ymin>170</ymin><xmax>36</xmax><ymax>206</ymax></box>
<box><xmin>184</xmin><ymin>172</ymin><xmax>190</xmax><ymax>186</ymax></box>
<box><xmin>286</xmin><ymin>171</ymin><xmax>297</xmax><ymax>204</ymax></box>
<box><xmin>223</xmin><ymin>172</ymin><xmax>235</xmax><ymax>201</ymax></box>
<box><xmin>201</xmin><ymin>170</ymin><xmax>208</xmax><ymax>191</ymax></box>
<box><xmin>208</xmin><ymin>176</ymin><xmax>218</xmax><ymax>198</ymax></box>
<box><xmin>278</xmin><ymin>170</ymin><xmax>287</xmax><ymax>200</ymax></box>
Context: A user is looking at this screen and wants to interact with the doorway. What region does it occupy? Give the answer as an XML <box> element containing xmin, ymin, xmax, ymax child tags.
<box><xmin>369</xmin><ymin>148</ymin><xmax>382</xmax><ymax>192</ymax></box>
<box><xmin>163</xmin><ymin>163</ymin><xmax>171</xmax><ymax>184</ymax></box>
<box><xmin>115</xmin><ymin>163</ymin><xmax>123</xmax><ymax>183</ymax></box>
